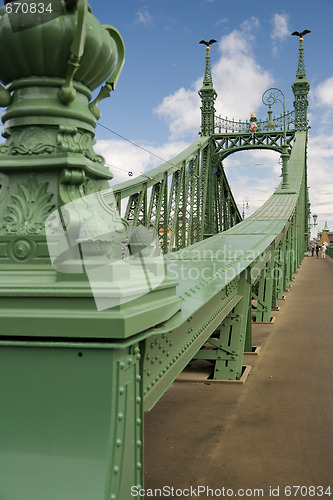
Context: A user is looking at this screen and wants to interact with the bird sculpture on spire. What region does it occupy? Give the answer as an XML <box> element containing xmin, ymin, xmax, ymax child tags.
<box><xmin>291</xmin><ymin>30</ymin><xmax>311</xmax><ymax>41</ymax></box>
<box><xmin>199</xmin><ymin>39</ymin><xmax>217</xmax><ymax>50</ymax></box>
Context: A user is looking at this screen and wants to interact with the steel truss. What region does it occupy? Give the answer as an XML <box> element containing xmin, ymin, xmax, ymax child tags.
<box><xmin>113</xmin><ymin>138</ymin><xmax>242</xmax><ymax>253</ymax></box>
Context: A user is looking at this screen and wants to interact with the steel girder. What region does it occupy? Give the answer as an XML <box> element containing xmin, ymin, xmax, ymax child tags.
<box><xmin>212</xmin><ymin>130</ymin><xmax>295</xmax><ymax>163</ymax></box>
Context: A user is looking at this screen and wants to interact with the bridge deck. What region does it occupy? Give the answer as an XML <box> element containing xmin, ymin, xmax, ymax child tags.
<box><xmin>145</xmin><ymin>256</ymin><xmax>333</xmax><ymax>494</ymax></box>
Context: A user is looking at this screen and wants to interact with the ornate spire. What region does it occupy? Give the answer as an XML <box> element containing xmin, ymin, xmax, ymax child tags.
<box><xmin>291</xmin><ymin>37</ymin><xmax>310</xmax><ymax>131</ymax></box>
<box><xmin>296</xmin><ymin>38</ymin><xmax>306</xmax><ymax>77</ymax></box>
<box><xmin>198</xmin><ymin>45</ymin><xmax>217</xmax><ymax>136</ymax></box>
<box><xmin>323</xmin><ymin>220</ymin><xmax>330</xmax><ymax>232</ymax></box>
<box><xmin>319</xmin><ymin>220</ymin><xmax>331</xmax><ymax>246</ymax></box>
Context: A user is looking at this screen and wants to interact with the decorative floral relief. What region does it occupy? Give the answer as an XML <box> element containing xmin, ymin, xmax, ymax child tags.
<box><xmin>0</xmin><ymin>144</ymin><xmax>10</xmax><ymax>155</ymax></box>
<box><xmin>13</xmin><ymin>239</ymin><xmax>33</xmax><ymax>260</ymax></box>
<box><xmin>0</xmin><ymin>127</ymin><xmax>55</xmax><ymax>156</ymax></box>
<box><xmin>57</xmin><ymin>128</ymin><xmax>104</xmax><ymax>164</ymax></box>
<box><xmin>0</xmin><ymin>176</ymin><xmax>55</xmax><ymax>235</ymax></box>
<box><xmin>11</xmin><ymin>127</ymin><xmax>55</xmax><ymax>155</ymax></box>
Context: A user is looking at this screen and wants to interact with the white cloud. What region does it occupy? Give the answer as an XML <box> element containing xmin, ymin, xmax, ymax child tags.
<box><xmin>223</xmin><ymin>149</ymin><xmax>281</xmax><ymax>216</ymax></box>
<box><xmin>213</xmin><ymin>25</ymin><xmax>273</xmax><ymax>120</ymax></box>
<box><xmin>312</xmin><ymin>76</ymin><xmax>333</xmax><ymax>108</ymax></box>
<box><xmin>136</xmin><ymin>7</ymin><xmax>153</xmax><ymax>25</ymax></box>
<box><xmin>271</xmin><ymin>13</ymin><xmax>289</xmax><ymax>56</ymax></box>
<box><xmin>154</xmin><ymin>18</ymin><xmax>273</xmax><ymax>140</ymax></box>
<box><xmin>271</xmin><ymin>13</ymin><xmax>289</xmax><ymax>41</ymax></box>
<box><xmin>307</xmin><ymin>133</ymin><xmax>333</xmax><ymax>233</ymax></box>
<box><xmin>154</xmin><ymin>87</ymin><xmax>201</xmax><ymax>141</ymax></box>
<box><xmin>95</xmin><ymin>138</ymin><xmax>190</xmax><ymax>185</ymax></box>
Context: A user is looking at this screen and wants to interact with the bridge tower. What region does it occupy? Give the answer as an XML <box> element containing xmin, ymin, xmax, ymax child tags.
<box><xmin>198</xmin><ymin>45</ymin><xmax>217</xmax><ymax>136</ymax></box>
<box><xmin>292</xmin><ymin>36</ymin><xmax>310</xmax><ymax>131</ymax></box>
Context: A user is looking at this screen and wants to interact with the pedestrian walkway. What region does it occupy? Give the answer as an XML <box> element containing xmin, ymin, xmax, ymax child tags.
<box><xmin>144</xmin><ymin>256</ymin><xmax>333</xmax><ymax>499</ymax></box>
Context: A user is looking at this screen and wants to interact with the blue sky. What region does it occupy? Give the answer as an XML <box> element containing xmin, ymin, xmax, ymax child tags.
<box><xmin>89</xmin><ymin>0</ymin><xmax>333</xmax><ymax>239</ymax></box>
<box><xmin>2</xmin><ymin>0</ymin><xmax>333</xmax><ymax>238</ymax></box>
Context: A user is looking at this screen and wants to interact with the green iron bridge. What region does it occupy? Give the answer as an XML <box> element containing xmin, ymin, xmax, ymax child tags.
<box><xmin>0</xmin><ymin>2</ymin><xmax>314</xmax><ymax>499</ymax></box>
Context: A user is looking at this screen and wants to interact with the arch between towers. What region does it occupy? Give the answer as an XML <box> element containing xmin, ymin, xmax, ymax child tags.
<box><xmin>212</xmin><ymin>132</ymin><xmax>296</xmax><ymax>164</ymax></box>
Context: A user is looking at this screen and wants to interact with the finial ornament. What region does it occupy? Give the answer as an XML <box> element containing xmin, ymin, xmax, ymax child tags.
<box><xmin>291</xmin><ymin>30</ymin><xmax>311</xmax><ymax>41</ymax></box>
<box><xmin>199</xmin><ymin>39</ymin><xmax>217</xmax><ymax>50</ymax></box>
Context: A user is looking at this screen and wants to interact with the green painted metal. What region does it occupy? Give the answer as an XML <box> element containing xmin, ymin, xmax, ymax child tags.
<box><xmin>141</xmin><ymin>130</ymin><xmax>308</xmax><ymax>401</ymax></box>
<box><xmin>198</xmin><ymin>45</ymin><xmax>217</xmax><ymax>137</ymax></box>
<box><xmin>327</xmin><ymin>246</ymin><xmax>333</xmax><ymax>259</ymax></box>
<box><xmin>0</xmin><ymin>9</ymin><xmax>311</xmax><ymax>498</ymax></box>
<box><xmin>0</xmin><ymin>2</ymin><xmax>179</xmax><ymax>498</ymax></box>
<box><xmin>292</xmin><ymin>37</ymin><xmax>310</xmax><ymax>131</ymax></box>
<box><xmin>1</xmin><ymin>341</ymin><xmax>143</xmax><ymax>500</ymax></box>
<box><xmin>113</xmin><ymin>138</ymin><xmax>242</xmax><ymax>252</ymax></box>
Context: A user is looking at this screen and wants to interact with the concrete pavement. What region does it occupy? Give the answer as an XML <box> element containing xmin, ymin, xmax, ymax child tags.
<box><xmin>144</xmin><ymin>256</ymin><xmax>333</xmax><ymax>499</ymax></box>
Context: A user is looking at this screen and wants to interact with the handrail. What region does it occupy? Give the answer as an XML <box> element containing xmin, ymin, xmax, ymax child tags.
<box><xmin>214</xmin><ymin>110</ymin><xmax>295</xmax><ymax>133</ymax></box>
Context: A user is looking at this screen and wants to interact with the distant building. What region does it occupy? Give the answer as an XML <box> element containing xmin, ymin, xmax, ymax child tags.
<box><xmin>317</xmin><ymin>221</ymin><xmax>333</xmax><ymax>245</ymax></box>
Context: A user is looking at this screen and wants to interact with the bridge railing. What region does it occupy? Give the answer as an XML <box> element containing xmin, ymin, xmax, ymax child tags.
<box><xmin>141</xmin><ymin>130</ymin><xmax>308</xmax><ymax>404</ymax></box>
<box><xmin>326</xmin><ymin>245</ymin><xmax>333</xmax><ymax>259</ymax></box>
<box><xmin>214</xmin><ymin>110</ymin><xmax>295</xmax><ymax>134</ymax></box>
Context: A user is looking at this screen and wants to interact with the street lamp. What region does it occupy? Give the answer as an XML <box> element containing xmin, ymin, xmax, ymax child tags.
<box><xmin>262</xmin><ymin>88</ymin><xmax>295</xmax><ymax>194</ymax></box>
<box><xmin>242</xmin><ymin>197</ymin><xmax>249</xmax><ymax>220</ymax></box>
<box><xmin>309</xmin><ymin>213</ymin><xmax>318</xmax><ymax>229</ymax></box>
